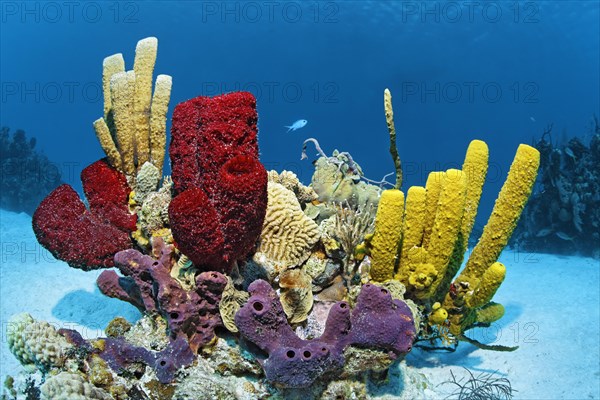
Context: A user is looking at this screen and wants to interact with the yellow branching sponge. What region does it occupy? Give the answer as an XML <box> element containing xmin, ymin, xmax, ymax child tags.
<box><xmin>443</xmin><ymin>144</ymin><xmax>540</xmax><ymax>338</ymax></box>
<box><xmin>111</xmin><ymin>70</ymin><xmax>137</xmax><ymax>176</ymax></box>
<box><xmin>365</xmin><ymin>134</ymin><xmax>539</xmax><ymax>348</ymax></box>
<box><xmin>475</xmin><ymin>302</ymin><xmax>505</xmax><ymax>325</ymax></box>
<box><xmin>132</xmin><ymin>37</ymin><xmax>158</xmax><ymax>167</ymax></box>
<box><xmin>93</xmin><ymin>37</ymin><xmax>172</xmax><ymax>180</ymax></box>
<box><xmin>369</xmin><ymin>189</ymin><xmax>404</xmax><ymax>281</ymax></box>
<box><xmin>149</xmin><ymin>74</ymin><xmax>172</xmax><ymax>175</ymax></box>
<box><xmin>255</xmin><ymin>182</ymin><xmax>320</xmax><ymax>271</ymax></box>
<box><xmin>460</xmin><ymin>144</ymin><xmax>540</xmax><ymax>282</ymax></box>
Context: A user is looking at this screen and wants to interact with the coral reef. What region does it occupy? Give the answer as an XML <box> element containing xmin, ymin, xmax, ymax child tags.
<box><xmin>0</xmin><ymin>127</ymin><xmax>63</xmax><ymax>215</ymax></box>
<box><xmin>512</xmin><ymin>121</ymin><xmax>600</xmax><ymax>258</ymax></box>
<box><xmin>11</xmin><ymin>37</ymin><xmax>542</xmax><ymax>399</ymax></box>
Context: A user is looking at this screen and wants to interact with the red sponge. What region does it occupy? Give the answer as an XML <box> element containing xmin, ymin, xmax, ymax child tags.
<box><xmin>168</xmin><ymin>92</ymin><xmax>267</xmax><ymax>273</ymax></box>
<box><xmin>82</xmin><ymin>159</ymin><xmax>137</xmax><ymax>232</ymax></box>
<box><xmin>32</xmin><ymin>160</ymin><xmax>134</xmax><ymax>270</ymax></box>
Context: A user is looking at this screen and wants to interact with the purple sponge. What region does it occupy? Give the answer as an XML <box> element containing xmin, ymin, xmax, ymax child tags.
<box><xmin>235</xmin><ymin>280</ymin><xmax>415</xmax><ymax>388</ymax></box>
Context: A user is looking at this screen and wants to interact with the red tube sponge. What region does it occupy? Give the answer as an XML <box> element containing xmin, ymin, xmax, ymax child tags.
<box><xmin>168</xmin><ymin>92</ymin><xmax>267</xmax><ymax>273</ymax></box>
<box><xmin>32</xmin><ymin>159</ymin><xmax>134</xmax><ymax>270</ymax></box>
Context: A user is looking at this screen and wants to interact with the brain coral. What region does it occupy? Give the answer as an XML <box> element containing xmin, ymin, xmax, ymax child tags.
<box><xmin>40</xmin><ymin>372</ymin><xmax>111</xmax><ymax>400</ymax></box>
<box><xmin>7</xmin><ymin>313</ymin><xmax>72</xmax><ymax>372</ymax></box>
<box><xmin>255</xmin><ymin>182</ymin><xmax>320</xmax><ymax>270</ymax></box>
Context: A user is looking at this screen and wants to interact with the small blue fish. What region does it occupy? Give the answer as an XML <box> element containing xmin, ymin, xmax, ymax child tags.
<box><xmin>285</xmin><ymin>119</ymin><xmax>308</xmax><ymax>132</ymax></box>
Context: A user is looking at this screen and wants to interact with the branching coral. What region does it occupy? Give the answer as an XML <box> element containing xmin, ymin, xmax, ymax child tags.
<box><xmin>443</xmin><ymin>368</ymin><xmax>516</xmax><ymax>400</ymax></box>
<box><xmin>331</xmin><ymin>201</ymin><xmax>376</xmax><ymax>282</ymax></box>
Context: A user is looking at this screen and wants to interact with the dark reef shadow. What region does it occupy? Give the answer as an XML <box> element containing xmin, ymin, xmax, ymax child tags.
<box><xmin>52</xmin><ymin>286</ymin><xmax>141</xmax><ymax>330</ymax></box>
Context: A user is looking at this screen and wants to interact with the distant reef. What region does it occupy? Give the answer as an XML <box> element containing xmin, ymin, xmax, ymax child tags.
<box><xmin>0</xmin><ymin>127</ymin><xmax>63</xmax><ymax>215</ymax></box>
<box><xmin>512</xmin><ymin>119</ymin><xmax>600</xmax><ymax>258</ymax></box>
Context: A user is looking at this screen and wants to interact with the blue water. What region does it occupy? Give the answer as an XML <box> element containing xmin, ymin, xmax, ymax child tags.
<box><xmin>1</xmin><ymin>1</ymin><xmax>599</xmax><ymax>228</ymax></box>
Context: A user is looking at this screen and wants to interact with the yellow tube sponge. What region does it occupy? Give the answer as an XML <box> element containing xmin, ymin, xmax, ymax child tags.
<box><xmin>110</xmin><ymin>70</ymin><xmax>137</xmax><ymax>176</ymax></box>
<box><xmin>399</xmin><ymin>186</ymin><xmax>427</xmax><ymax>268</ymax></box>
<box><xmin>132</xmin><ymin>37</ymin><xmax>158</xmax><ymax>167</ymax></box>
<box><xmin>93</xmin><ymin>38</ymin><xmax>172</xmax><ymax>178</ymax></box>
<box><xmin>421</xmin><ymin>171</ymin><xmax>444</xmax><ymax>248</ymax></box>
<box><xmin>149</xmin><ymin>74</ymin><xmax>172</xmax><ymax>175</ymax></box>
<box><xmin>461</xmin><ymin>144</ymin><xmax>540</xmax><ymax>280</ymax></box>
<box><xmin>369</xmin><ymin>189</ymin><xmax>404</xmax><ymax>282</ymax></box>
<box><xmin>460</xmin><ymin>140</ymin><xmax>489</xmax><ymax>250</ymax></box>
<box><xmin>466</xmin><ymin>262</ymin><xmax>506</xmax><ymax>309</ymax></box>
<box><xmin>424</xmin><ymin>169</ymin><xmax>467</xmax><ymax>297</ymax></box>
<box><xmin>93</xmin><ymin>118</ymin><xmax>122</xmax><ymax>170</ymax></box>
<box><xmin>102</xmin><ymin>54</ymin><xmax>125</xmax><ymax>119</ymax></box>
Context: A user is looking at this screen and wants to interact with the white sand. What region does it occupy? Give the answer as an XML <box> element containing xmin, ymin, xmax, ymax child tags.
<box><xmin>0</xmin><ymin>209</ymin><xmax>141</xmax><ymax>380</ymax></box>
<box><xmin>1</xmin><ymin>209</ymin><xmax>599</xmax><ymax>399</ymax></box>
<box><xmin>407</xmin><ymin>249</ymin><xmax>600</xmax><ymax>399</ymax></box>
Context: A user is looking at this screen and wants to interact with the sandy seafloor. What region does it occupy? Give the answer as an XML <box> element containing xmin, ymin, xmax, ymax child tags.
<box><xmin>1</xmin><ymin>208</ymin><xmax>599</xmax><ymax>399</ymax></box>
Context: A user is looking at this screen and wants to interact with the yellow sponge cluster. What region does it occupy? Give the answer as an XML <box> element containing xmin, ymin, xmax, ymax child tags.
<box><xmin>369</xmin><ymin>189</ymin><xmax>404</xmax><ymax>281</ymax></box>
<box><xmin>366</xmin><ymin>91</ymin><xmax>540</xmax><ymax>344</ymax></box>
<box><xmin>93</xmin><ymin>37</ymin><xmax>172</xmax><ymax>179</ymax></box>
